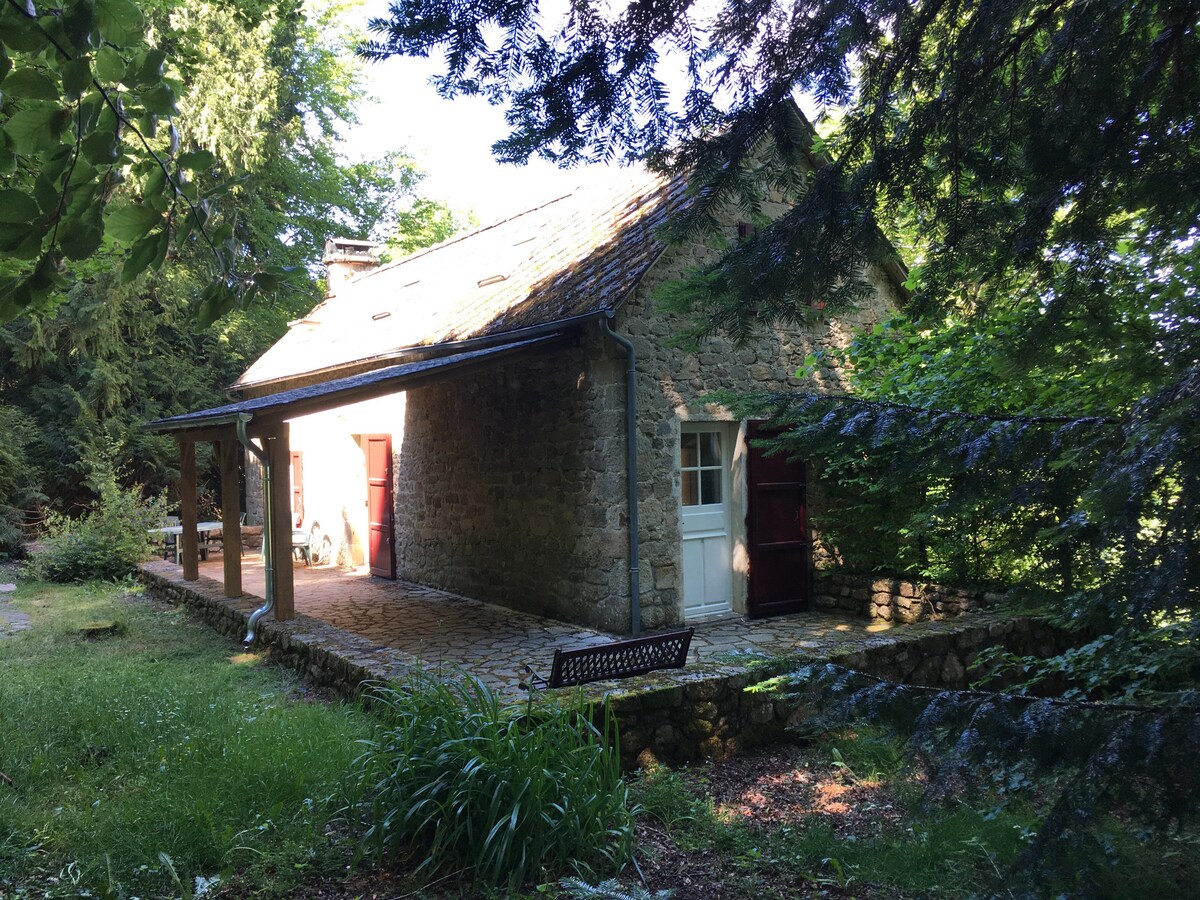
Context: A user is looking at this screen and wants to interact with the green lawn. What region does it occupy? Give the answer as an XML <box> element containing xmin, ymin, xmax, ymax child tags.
<box><xmin>0</xmin><ymin>574</ymin><xmax>373</xmax><ymax>898</ymax></box>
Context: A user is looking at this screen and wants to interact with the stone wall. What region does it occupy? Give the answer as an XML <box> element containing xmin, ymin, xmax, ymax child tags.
<box><xmin>139</xmin><ymin>562</ymin><xmax>1078</xmax><ymax>770</ymax></box>
<box><xmin>394</xmin><ymin>339</ymin><xmax>632</xmax><ymax>633</ymax></box>
<box><xmin>390</xmin><ymin>219</ymin><xmax>906</xmax><ymax>634</ymax></box>
<box><xmin>593</xmin><ymin>614</ymin><xmax>1076</xmax><ymax>767</ymax></box>
<box><xmin>813</xmin><ymin>572</ymin><xmax>1006</xmax><ymax>623</ymax></box>
<box><xmin>355</xmin><ymin>182</ymin><xmax>905</xmax><ymax>634</ymax></box>
<box><xmin>614</xmin><ymin>210</ymin><xmax>905</xmax><ymax>628</ymax></box>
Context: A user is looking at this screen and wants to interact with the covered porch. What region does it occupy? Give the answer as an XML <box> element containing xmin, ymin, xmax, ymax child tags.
<box><xmin>143</xmin><ymin>333</ymin><xmax>571</xmax><ymax>628</ymax></box>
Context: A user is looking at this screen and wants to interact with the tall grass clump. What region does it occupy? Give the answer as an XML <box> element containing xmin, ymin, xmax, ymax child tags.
<box><xmin>354</xmin><ymin>673</ymin><xmax>633</xmax><ymax>890</ymax></box>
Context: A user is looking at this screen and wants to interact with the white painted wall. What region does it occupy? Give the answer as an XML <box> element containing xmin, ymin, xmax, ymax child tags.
<box><xmin>285</xmin><ymin>392</ymin><xmax>405</xmax><ymax>567</ymax></box>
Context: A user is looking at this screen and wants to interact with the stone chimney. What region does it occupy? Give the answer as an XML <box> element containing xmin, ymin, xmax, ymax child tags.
<box><xmin>323</xmin><ymin>237</ymin><xmax>383</xmax><ymax>297</ymax></box>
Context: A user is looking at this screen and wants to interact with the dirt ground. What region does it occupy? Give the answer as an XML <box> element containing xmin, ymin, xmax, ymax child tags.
<box><xmin>220</xmin><ymin>740</ymin><xmax>909</xmax><ymax>899</ymax></box>
<box><xmin>632</xmin><ymin>742</ymin><xmax>906</xmax><ymax>900</ymax></box>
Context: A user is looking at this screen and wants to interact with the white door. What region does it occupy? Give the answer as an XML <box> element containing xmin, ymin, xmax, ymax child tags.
<box><xmin>681</xmin><ymin>426</ymin><xmax>733</xmax><ymax>619</ymax></box>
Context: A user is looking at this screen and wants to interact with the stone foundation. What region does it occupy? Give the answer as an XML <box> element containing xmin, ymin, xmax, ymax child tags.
<box><xmin>538</xmin><ymin>613</ymin><xmax>1075</xmax><ymax>768</ymax></box>
<box><xmin>139</xmin><ymin>563</ymin><xmax>416</xmax><ymax>696</ymax></box>
<box><xmin>814</xmin><ymin>571</ymin><xmax>1005</xmax><ymax>623</ymax></box>
<box><xmin>140</xmin><ymin>562</ymin><xmax>1076</xmax><ymax>770</ymax></box>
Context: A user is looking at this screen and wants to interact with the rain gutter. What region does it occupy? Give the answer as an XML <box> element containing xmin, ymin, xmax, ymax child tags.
<box><xmin>236</xmin><ymin>416</ymin><xmax>274</xmax><ymax>644</ymax></box>
<box><xmin>599</xmin><ymin>313</ymin><xmax>642</xmax><ymax>636</ymax></box>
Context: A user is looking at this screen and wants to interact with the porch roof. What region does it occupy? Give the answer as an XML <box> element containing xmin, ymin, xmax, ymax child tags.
<box><xmin>143</xmin><ymin>331</ymin><xmax>568</xmax><ymax>436</ymax></box>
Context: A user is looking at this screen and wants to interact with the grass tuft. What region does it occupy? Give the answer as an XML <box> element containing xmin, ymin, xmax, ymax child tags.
<box><xmin>354</xmin><ymin>673</ymin><xmax>634</xmax><ymax>891</ymax></box>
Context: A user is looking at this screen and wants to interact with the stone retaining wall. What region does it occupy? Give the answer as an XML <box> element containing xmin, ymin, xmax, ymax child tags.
<box><xmin>813</xmin><ymin>571</ymin><xmax>1005</xmax><ymax>623</ymax></box>
<box><xmin>139</xmin><ymin>563</ymin><xmax>415</xmax><ymax>696</ymax></box>
<box><xmin>140</xmin><ymin>563</ymin><xmax>1075</xmax><ymax>770</ymax></box>
<box><xmin>567</xmin><ymin>614</ymin><xmax>1076</xmax><ymax>768</ymax></box>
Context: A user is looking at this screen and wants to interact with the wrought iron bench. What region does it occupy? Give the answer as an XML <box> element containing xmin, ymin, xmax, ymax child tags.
<box><xmin>523</xmin><ymin>627</ymin><xmax>695</xmax><ymax>690</ymax></box>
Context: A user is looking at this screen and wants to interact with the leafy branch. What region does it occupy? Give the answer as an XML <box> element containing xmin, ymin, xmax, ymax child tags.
<box><xmin>4</xmin><ymin>0</ymin><xmax>220</xmax><ymax>262</ymax></box>
<box><xmin>780</xmin><ymin>662</ymin><xmax>1200</xmax><ymax>893</ymax></box>
<box><xmin>0</xmin><ymin>0</ymin><xmax>300</xmax><ymax>324</ymax></box>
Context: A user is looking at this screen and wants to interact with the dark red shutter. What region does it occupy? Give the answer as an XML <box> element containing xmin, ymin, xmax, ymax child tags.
<box><xmin>746</xmin><ymin>420</ymin><xmax>809</xmax><ymax>617</ymax></box>
<box><xmin>365</xmin><ymin>435</ymin><xmax>396</xmax><ymax>579</ymax></box>
<box><xmin>290</xmin><ymin>451</ymin><xmax>304</xmax><ymax>528</ymax></box>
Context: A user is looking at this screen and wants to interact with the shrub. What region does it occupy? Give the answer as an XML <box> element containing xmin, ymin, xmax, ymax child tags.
<box><xmin>30</xmin><ymin>466</ymin><xmax>165</xmax><ymax>582</ymax></box>
<box><xmin>354</xmin><ymin>672</ymin><xmax>633</xmax><ymax>891</ymax></box>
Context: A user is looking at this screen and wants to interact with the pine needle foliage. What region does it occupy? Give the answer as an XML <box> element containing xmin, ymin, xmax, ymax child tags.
<box><xmin>781</xmin><ymin>663</ymin><xmax>1200</xmax><ymax>897</ymax></box>
<box><xmin>353</xmin><ymin>673</ymin><xmax>633</xmax><ymax>892</ymax></box>
<box><xmin>362</xmin><ymin>0</ymin><xmax>1199</xmax><ymax>323</ymax></box>
<box><xmin>558</xmin><ymin>877</ymin><xmax>675</xmax><ymax>899</ymax></box>
<box><xmin>716</xmin><ymin>239</ymin><xmax>1199</xmax><ymax>699</ymax></box>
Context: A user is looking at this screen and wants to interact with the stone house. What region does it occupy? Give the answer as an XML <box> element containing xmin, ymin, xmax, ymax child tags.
<box><xmin>149</xmin><ymin>109</ymin><xmax>906</xmax><ymax>635</ymax></box>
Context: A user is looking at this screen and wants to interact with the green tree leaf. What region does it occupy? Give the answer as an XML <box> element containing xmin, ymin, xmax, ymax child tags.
<box><xmin>177</xmin><ymin>148</ymin><xmax>216</xmax><ymax>171</ymax></box>
<box><xmin>105</xmin><ymin>203</ymin><xmax>161</xmax><ymax>243</ymax></box>
<box><xmin>2</xmin><ymin>68</ymin><xmax>59</xmax><ymax>100</ymax></box>
<box><xmin>139</xmin><ymin>82</ymin><xmax>176</xmax><ymax>115</ymax></box>
<box><xmin>80</xmin><ymin>129</ymin><xmax>119</xmax><ymax>165</ymax></box>
<box><xmin>0</xmin><ymin>189</ymin><xmax>40</xmax><ymax>224</ymax></box>
<box><xmin>62</xmin><ymin>57</ymin><xmax>92</xmax><ymax>99</ymax></box>
<box><xmin>58</xmin><ymin>211</ymin><xmax>105</xmax><ymax>260</ymax></box>
<box><xmin>94</xmin><ymin>0</ymin><xmax>145</xmax><ymax>48</ymax></box>
<box><xmin>120</xmin><ymin>227</ymin><xmax>167</xmax><ymax>282</ymax></box>
<box><xmin>93</xmin><ymin>45</ymin><xmax>126</xmax><ymax>82</ymax></box>
<box><xmin>132</xmin><ymin>47</ymin><xmax>165</xmax><ymax>87</ymax></box>
<box><xmin>4</xmin><ymin>102</ymin><xmax>71</xmax><ymax>153</ymax></box>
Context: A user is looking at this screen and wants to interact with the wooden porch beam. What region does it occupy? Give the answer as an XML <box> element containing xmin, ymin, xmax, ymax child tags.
<box><xmin>160</xmin><ymin>424</ymin><xmax>239</xmax><ymax>444</ymax></box>
<box><xmin>218</xmin><ymin>438</ymin><xmax>242</xmax><ymax>597</ymax></box>
<box><xmin>178</xmin><ymin>437</ymin><xmax>199</xmax><ymax>581</ymax></box>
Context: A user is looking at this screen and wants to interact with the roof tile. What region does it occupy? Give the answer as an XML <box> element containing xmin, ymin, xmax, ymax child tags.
<box><xmin>237</xmin><ymin>165</ymin><xmax>688</xmax><ymax>389</ymax></box>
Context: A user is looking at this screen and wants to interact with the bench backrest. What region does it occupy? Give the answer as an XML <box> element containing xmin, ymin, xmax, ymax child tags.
<box><xmin>548</xmin><ymin>627</ymin><xmax>695</xmax><ymax>688</ymax></box>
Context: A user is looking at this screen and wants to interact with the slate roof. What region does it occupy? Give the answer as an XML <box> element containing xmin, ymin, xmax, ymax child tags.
<box><xmin>236</xmin><ymin>165</ymin><xmax>689</xmax><ymax>390</ymax></box>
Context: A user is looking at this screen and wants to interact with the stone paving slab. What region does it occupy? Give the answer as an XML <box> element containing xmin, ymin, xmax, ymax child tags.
<box><xmin>190</xmin><ymin>557</ymin><xmax>617</xmax><ymax>692</ymax></box>
<box><xmin>0</xmin><ymin>582</ymin><xmax>30</xmax><ymax>637</ymax></box>
<box><xmin>155</xmin><ymin>556</ymin><xmax>1012</xmax><ymax>698</ymax></box>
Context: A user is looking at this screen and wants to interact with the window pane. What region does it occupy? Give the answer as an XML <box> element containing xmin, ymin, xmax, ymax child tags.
<box><xmin>681</xmin><ymin>471</ymin><xmax>699</xmax><ymax>506</ymax></box>
<box><xmin>680</xmin><ymin>433</ymin><xmax>697</xmax><ymax>468</ymax></box>
<box><xmin>700</xmin><ymin>432</ymin><xmax>721</xmax><ymax>467</ymax></box>
<box><xmin>700</xmin><ymin>469</ymin><xmax>722</xmax><ymax>505</ymax></box>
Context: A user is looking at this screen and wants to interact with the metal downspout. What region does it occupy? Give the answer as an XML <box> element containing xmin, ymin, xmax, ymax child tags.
<box><xmin>600</xmin><ymin>314</ymin><xmax>642</xmax><ymax>635</ymax></box>
<box><xmin>237</xmin><ymin>417</ymin><xmax>275</xmax><ymax>644</ymax></box>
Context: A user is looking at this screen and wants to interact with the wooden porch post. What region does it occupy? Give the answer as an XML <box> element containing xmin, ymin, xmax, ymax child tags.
<box><xmin>178</xmin><ymin>437</ymin><xmax>199</xmax><ymax>581</ymax></box>
<box><xmin>218</xmin><ymin>436</ymin><xmax>242</xmax><ymax>597</ymax></box>
<box><xmin>267</xmin><ymin>423</ymin><xmax>295</xmax><ymax>620</ymax></box>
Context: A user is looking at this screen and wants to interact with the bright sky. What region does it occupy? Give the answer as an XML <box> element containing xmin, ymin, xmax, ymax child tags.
<box><xmin>339</xmin><ymin>1</ymin><xmax>817</xmax><ymax>229</ymax></box>
<box><xmin>346</xmin><ymin>51</ymin><xmax>618</xmax><ymax>227</ymax></box>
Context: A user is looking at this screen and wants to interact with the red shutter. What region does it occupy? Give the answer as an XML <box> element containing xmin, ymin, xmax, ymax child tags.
<box><xmin>365</xmin><ymin>435</ymin><xmax>396</xmax><ymax>579</ymax></box>
<box><xmin>290</xmin><ymin>451</ymin><xmax>304</xmax><ymax>528</ymax></box>
<box><xmin>746</xmin><ymin>421</ymin><xmax>809</xmax><ymax>617</ymax></box>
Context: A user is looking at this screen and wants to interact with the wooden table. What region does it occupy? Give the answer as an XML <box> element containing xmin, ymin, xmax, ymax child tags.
<box><xmin>149</xmin><ymin>521</ymin><xmax>224</xmax><ymax>562</ymax></box>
